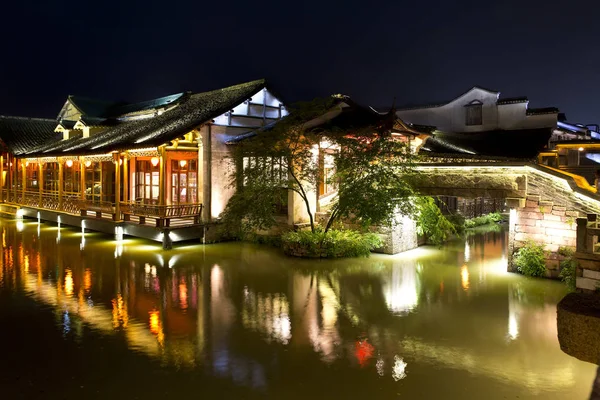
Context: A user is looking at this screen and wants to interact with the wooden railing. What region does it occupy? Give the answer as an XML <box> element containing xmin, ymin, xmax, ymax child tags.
<box><xmin>77</xmin><ymin>199</ymin><xmax>115</xmax><ymax>218</ymax></box>
<box><xmin>120</xmin><ymin>202</ymin><xmax>203</xmax><ymax>227</ymax></box>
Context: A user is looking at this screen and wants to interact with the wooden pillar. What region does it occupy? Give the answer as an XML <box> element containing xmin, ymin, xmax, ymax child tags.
<box><xmin>159</xmin><ymin>146</ymin><xmax>167</xmax><ymax>206</ymax></box>
<box><xmin>202</xmin><ymin>124</ymin><xmax>212</xmax><ymax>222</ymax></box>
<box><xmin>114</xmin><ymin>152</ymin><xmax>121</xmax><ymax>221</ymax></box>
<box><xmin>38</xmin><ymin>161</ymin><xmax>43</xmax><ymax>208</ymax></box>
<box><xmin>12</xmin><ymin>156</ymin><xmax>18</xmax><ymax>203</ymax></box>
<box><xmin>21</xmin><ymin>160</ymin><xmax>26</xmax><ymax>203</ymax></box>
<box><xmin>58</xmin><ymin>159</ymin><xmax>64</xmax><ymax>211</ymax></box>
<box><xmin>79</xmin><ymin>157</ymin><xmax>85</xmax><ymax>200</ymax></box>
<box><xmin>123</xmin><ymin>153</ymin><xmax>129</xmax><ymax>203</ymax></box>
<box><xmin>6</xmin><ymin>155</ymin><xmax>11</xmax><ymax>202</ymax></box>
<box><xmin>0</xmin><ymin>154</ymin><xmax>4</xmax><ymax>202</ymax></box>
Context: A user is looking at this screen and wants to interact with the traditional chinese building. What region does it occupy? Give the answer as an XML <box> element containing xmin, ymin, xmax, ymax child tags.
<box><xmin>0</xmin><ymin>79</ymin><xmax>287</xmax><ymax>247</ymax></box>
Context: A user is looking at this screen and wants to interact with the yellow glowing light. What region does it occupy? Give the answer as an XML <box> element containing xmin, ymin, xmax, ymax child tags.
<box><xmin>179</xmin><ymin>281</ymin><xmax>188</xmax><ymax>310</ymax></box>
<box><xmin>149</xmin><ymin>310</ymin><xmax>160</xmax><ymax>334</ymax></box>
<box><xmin>179</xmin><ymin>160</ymin><xmax>187</xmax><ymax>168</ymax></box>
<box><xmin>66</xmin><ymin>160</ymin><xmax>73</xmax><ymax>168</ymax></box>
<box><xmin>85</xmin><ymin>160</ymin><xmax>91</xmax><ymax>168</ymax></box>
<box><xmin>150</xmin><ymin>157</ymin><xmax>159</xmax><ymax>167</ymax></box>
<box><xmin>461</xmin><ymin>264</ymin><xmax>470</xmax><ymax>291</ymax></box>
<box><xmin>65</xmin><ymin>269</ymin><xmax>74</xmax><ymax>297</ymax></box>
<box><xmin>578</xmin><ymin>147</ymin><xmax>584</xmax><ymax>152</ymax></box>
<box><xmin>84</xmin><ymin>268</ymin><xmax>92</xmax><ymax>293</ymax></box>
<box><xmin>25</xmin><ymin>161</ymin><xmax>29</xmax><ymax>167</ymax></box>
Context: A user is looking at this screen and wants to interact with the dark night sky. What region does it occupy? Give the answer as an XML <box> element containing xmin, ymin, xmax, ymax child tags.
<box><xmin>1</xmin><ymin>0</ymin><xmax>599</xmax><ymax>123</ymax></box>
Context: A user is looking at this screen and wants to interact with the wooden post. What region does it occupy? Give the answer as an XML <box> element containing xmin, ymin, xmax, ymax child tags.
<box><xmin>38</xmin><ymin>161</ymin><xmax>43</xmax><ymax>208</ymax></box>
<box><xmin>79</xmin><ymin>157</ymin><xmax>85</xmax><ymax>200</ymax></box>
<box><xmin>58</xmin><ymin>159</ymin><xmax>64</xmax><ymax>211</ymax></box>
<box><xmin>6</xmin><ymin>155</ymin><xmax>11</xmax><ymax>202</ymax></box>
<box><xmin>21</xmin><ymin>160</ymin><xmax>26</xmax><ymax>203</ymax></box>
<box><xmin>202</xmin><ymin>125</ymin><xmax>212</xmax><ymax>222</ymax></box>
<box><xmin>123</xmin><ymin>153</ymin><xmax>128</xmax><ymax>203</ymax></box>
<box><xmin>114</xmin><ymin>152</ymin><xmax>121</xmax><ymax>221</ymax></box>
<box><xmin>159</xmin><ymin>146</ymin><xmax>166</xmax><ymax>206</ymax></box>
<box><xmin>0</xmin><ymin>154</ymin><xmax>4</xmax><ymax>202</ymax></box>
<box><xmin>12</xmin><ymin>156</ymin><xmax>17</xmax><ymax>203</ymax></box>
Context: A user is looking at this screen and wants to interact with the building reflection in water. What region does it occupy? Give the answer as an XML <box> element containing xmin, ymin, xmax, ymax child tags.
<box><xmin>382</xmin><ymin>261</ymin><xmax>419</xmax><ymax>315</ymax></box>
<box><xmin>0</xmin><ymin>221</ymin><xmax>594</xmax><ymax>395</ymax></box>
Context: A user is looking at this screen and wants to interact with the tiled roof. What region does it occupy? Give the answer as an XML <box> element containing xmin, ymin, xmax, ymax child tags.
<box><xmin>0</xmin><ymin>116</ymin><xmax>60</xmax><ymax>156</ymax></box>
<box><xmin>67</xmin><ymin>96</ymin><xmax>124</xmax><ymax>118</ymax></box>
<box><xmin>23</xmin><ymin>79</ymin><xmax>268</xmax><ymax>157</ymax></box>
<box><xmin>110</xmin><ymin>93</ymin><xmax>184</xmax><ymax>117</ymax></box>
<box><xmin>527</xmin><ymin>107</ymin><xmax>559</xmax><ymax>115</ymax></box>
<box><xmin>497</xmin><ymin>97</ymin><xmax>528</xmax><ymax>105</ymax></box>
<box><xmin>422</xmin><ymin>128</ymin><xmax>553</xmax><ymax>159</ymax></box>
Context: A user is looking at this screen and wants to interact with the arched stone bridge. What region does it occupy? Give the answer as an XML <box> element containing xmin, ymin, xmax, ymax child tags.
<box><xmin>413</xmin><ymin>160</ymin><xmax>600</xmax><ymax>278</ymax></box>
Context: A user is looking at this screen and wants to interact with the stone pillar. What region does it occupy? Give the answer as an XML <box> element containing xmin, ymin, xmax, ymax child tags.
<box><xmin>202</xmin><ymin>125</ymin><xmax>212</xmax><ymax>222</ymax></box>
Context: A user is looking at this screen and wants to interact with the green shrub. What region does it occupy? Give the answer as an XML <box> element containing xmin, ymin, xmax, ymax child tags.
<box><xmin>464</xmin><ymin>212</ymin><xmax>503</xmax><ymax>229</ymax></box>
<box><xmin>281</xmin><ymin>228</ymin><xmax>383</xmax><ymax>258</ymax></box>
<box><xmin>446</xmin><ymin>213</ymin><xmax>466</xmax><ymax>234</ymax></box>
<box><xmin>415</xmin><ymin>197</ymin><xmax>457</xmax><ymax>246</ymax></box>
<box><xmin>513</xmin><ymin>240</ymin><xmax>547</xmax><ymax>277</ymax></box>
<box><xmin>558</xmin><ymin>246</ymin><xmax>577</xmax><ymax>291</ymax></box>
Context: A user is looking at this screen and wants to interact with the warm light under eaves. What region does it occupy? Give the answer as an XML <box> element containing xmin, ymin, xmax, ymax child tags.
<box><xmin>179</xmin><ymin>160</ymin><xmax>187</xmax><ymax>168</ymax></box>
<box><xmin>151</xmin><ymin>157</ymin><xmax>159</xmax><ymax>167</ymax></box>
<box><xmin>66</xmin><ymin>160</ymin><xmax>73</xmax><ymax>168</ymax></box>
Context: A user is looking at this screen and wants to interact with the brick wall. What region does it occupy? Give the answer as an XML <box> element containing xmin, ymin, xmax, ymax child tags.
<box><xmin>508</xmin><ymin>195</ymin><xmax>579</xmax><ymax>278</ymax></box>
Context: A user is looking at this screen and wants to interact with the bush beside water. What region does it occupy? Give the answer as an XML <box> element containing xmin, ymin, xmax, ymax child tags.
<box><xmin>282</xmin><ymin>229</ymin><xmax>382</xmax><ymax>258</ymax></box>
<box><xmin>513</xmin><ymin>240</ymin><xmax>547</xmax><ymax>277</ymax></box>
<box><xmin>558</xmin><ymin>246</ymin><xmax>577</xmax><ymax>291</ymax></box>
<box><xmin>464</xmin><ymin>212</ymin><xmax>503</xmax><ymax>229</ymax></box>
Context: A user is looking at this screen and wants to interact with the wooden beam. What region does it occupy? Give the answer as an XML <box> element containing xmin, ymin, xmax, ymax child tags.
<box><xmin>0</xmin><ymin>154</ymin><xmax>4</xmax><ymax>202</ymax></box>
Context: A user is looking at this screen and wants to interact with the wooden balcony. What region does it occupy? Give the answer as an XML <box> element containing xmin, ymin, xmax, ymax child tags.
<box><xmin>120</xmin><ymin>202</ymin><xmax>203</xmax><ymax>227</ymax></box>
<box><xmin>1</xmin><ymin>189</ymin><xmax>203</xmax><ymax>228</ymax></box>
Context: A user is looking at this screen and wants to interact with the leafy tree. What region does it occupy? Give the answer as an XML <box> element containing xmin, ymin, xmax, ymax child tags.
<box><xmin>220</xmin><ymin>97</ymin><xmax>419</xmax><ymax>237</ymax></box>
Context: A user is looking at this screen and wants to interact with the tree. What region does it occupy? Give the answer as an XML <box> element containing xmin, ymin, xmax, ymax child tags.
<box><xmin>220</xmin><ymin>97</ymin><xmax>419</xmax><ymax>237</ymax></box>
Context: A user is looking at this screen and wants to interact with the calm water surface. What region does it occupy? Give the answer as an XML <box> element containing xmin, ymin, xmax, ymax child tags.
<box><xmin>0</xmin><ymin>219</ymin><xmax>595</xmax><ymax>399</ymax></box>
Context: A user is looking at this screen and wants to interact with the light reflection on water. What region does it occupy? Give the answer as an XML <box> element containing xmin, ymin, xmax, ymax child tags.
<box><xmin>0</xmin><ymin>219</ymin><xmax>596</xmax><ymax>399</ymax></box>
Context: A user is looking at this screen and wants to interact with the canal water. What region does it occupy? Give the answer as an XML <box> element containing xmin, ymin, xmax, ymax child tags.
<box><xmin>0</xmin><ymin>219</ymin><xmax>595</xmax><ymax>399</ymax></box>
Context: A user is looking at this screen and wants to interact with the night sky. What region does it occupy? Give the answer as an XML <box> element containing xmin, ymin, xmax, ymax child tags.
<box><xmin>1</xmin><ymin>0</ymin><xmax>599</xmax><ymax>123</ymax></box>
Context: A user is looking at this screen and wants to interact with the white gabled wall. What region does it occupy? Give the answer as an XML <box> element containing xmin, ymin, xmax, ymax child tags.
<box><xmin>208</xmin><ymin>86</ymin><xmax>287</xmax><ymax>220</ymax></box>
<box><xmin>397</xmin><ymin>87</ymin><xmax>557</xmax><ymax>133</ymax></box>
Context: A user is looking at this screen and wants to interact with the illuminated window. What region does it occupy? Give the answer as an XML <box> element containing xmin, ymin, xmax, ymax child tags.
<box><xmin>25</xmin><ymin>163</ymin><xmax>38</xmax><ymax>190</ymax></box>
<box><xmin>43</xmin><ymin>163</ymin><xmax>60</xmax><ymax>193</ymax></box>
<box><xmin>171</xmin><ymin>159</ymin><xmax>197</xmax><ymax>204</ymax></box>
<box><xmin>465</xmin><ymin>103</ymin><xmax>483</xmax><ymax>126</ymax></box>
<box><xmin>63</xmin><ymin>161</ymin><xmax>81</xmax><ymax>195</ymax></box>
<box><xmin>84</xmin><ymin>162</ymin><xmax>102</xmax><ymax>203</ymax></box>
<box><xmin>135</xmin><ymin>160</ymin><xmax>159</xmax><ymax>204</ymax></box>
<box><xmin>320</xmin><ymin>153</ymin><xmax>337</xmax><ymax>196</ymax></box>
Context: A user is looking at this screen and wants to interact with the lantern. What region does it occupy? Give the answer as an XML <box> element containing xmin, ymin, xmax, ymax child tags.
<box><xmin>151</xmin><ymin>157</ymin><xmax>159</xmax><ymax>167</ymax></box>
<box><xmin>179</xmin><ymin>160</ymin><xmax>187</xmax><ymax>168</ymax></box>
<box><xmin>66</xmin><ymin>160</ymin><xmax>73</xmax><ymax>168</ymax></box>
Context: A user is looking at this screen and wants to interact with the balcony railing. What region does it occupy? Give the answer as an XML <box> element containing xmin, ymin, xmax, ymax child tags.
<box><xmin>0</xmin><ymin>189</ymin><xmax>203</xmax><ymax>227</ymax></box>
<box><xmin>121</xmin><ymin>202</ymin><xmax>203</xmax><ymax>227</ymax></box>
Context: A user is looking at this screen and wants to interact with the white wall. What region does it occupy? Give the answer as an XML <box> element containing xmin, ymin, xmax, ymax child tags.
<box><xmin>397</xmin><ymin>87</ymin><xmax>557</xmax><ymax>133</ymax></box>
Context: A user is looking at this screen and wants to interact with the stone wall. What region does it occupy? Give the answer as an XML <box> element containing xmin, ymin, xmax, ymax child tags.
<box><xmin>574</xmin><ymin>216</ymin><xmax>600</xmax><ymax>291</ymax></box>
<box><xmin>508</xmin><ymin>195</ymin><xmax>579</xmax><ymax>278</ymax></box>
<box><xmin>315</xmin><ymin>211</ymin><xmax>418</xmax><ymax>255</ymax></box>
